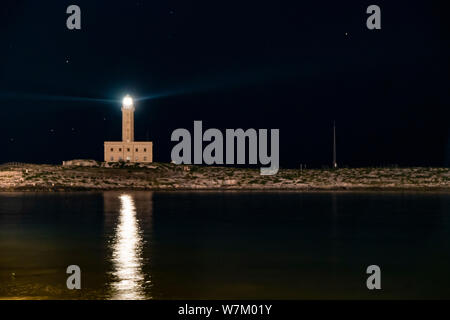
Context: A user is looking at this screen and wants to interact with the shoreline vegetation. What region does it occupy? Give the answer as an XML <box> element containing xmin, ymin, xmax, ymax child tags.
<box><xmin>1</xmin><ymin>161</ymin><xmax>450</xmax><ymax>192</ymax></box>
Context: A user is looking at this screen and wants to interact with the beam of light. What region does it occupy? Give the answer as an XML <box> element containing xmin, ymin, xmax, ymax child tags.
<box><xmin>110</xmin><ymin>194</ymin><xmax>146</xmax><ymax>300</ymax></box>
<box><xmin>0</xmin><ymin>92</ymin><xmax>118</xmax><ymax>104</ymax></box>
<box><xmin>134</xmin><ymin>89</ymin><xmax>187</xmax><ymax>102</ymax></box>
<box><xmin>134</xmin><ymin>64</ymin><xmax>306</xmax><ymax>103</ymax></box>
<box><xmin>134</xmin><ymin>75</ymin><xmax>251</xmax><ymax>102</ymax></box>
<box><xmin>0</xmin><ymin>62</ymin><xmax>313</xmax><ymax>105</ymax></box>
<box><xmin>0</xmin><ymin>63</ymin><xmax>308</xmax><ymax>105</ymax></box>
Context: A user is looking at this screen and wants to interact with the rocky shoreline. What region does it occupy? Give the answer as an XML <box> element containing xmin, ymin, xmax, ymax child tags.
<box><xmin>1</xmin><ymin>162</ymin><xmax>450</xmax><ymax>192</ymax></box>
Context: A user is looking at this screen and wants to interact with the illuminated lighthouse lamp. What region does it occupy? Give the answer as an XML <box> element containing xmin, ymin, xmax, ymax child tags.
<box><xmin>122</xmin><ymin>95</ymin><xmax>133</xmax><ymax>108</ymax></box>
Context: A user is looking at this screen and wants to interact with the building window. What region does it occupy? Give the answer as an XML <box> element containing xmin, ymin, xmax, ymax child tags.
<box><xmin>144</xmin><ymin>148</ymin><xmax>147</xmax><ymax>152</ymax></box>
<box><xmin>127</xmin><ymin>148</ymin><xmax>130</xmax><ymax>152</ymax></box>
<box><xmin>119</xmin><ymin>148</ymin><xmax>122</xmax><ymax>152</ymax></box>
<box><xmin>119</xmin><ymin>157</ymin><xmax>122</xmax><ymax>161</ymax></box>
<box><xmin>144</xmin><ymin>156</ymin><xmax>147</xmax><ymax>161</ymax></box>
<box><xmin>135</xmin><ymin>157</ymin><xmax>138</xmax><ymax>161</ymax></box>
<box><xmin>110</xmin><ymin>148</ymin><xmax>114</xmax><ymax>152</ymax></box>
<box><xmin>110</xmin><ymin>156</ymin><xmax>114</xmax><ymax>161</ymax></box>
<box><xmin>136</xmin><ymin>148</ymin><xmax>139</xmax><ymax>152</ymax></box>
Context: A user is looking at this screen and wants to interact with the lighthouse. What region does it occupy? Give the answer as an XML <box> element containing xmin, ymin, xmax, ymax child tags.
<box><xmin>104</xmin><ymin>95</ymin><xmax>153</xmax><ymax>163</ymax></box>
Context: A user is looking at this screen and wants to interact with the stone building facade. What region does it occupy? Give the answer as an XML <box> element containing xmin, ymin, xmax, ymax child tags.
<box><xmin>104</xmin><ymin>95</ymin><xmax>153</xmax><ymax>163</ymax></box>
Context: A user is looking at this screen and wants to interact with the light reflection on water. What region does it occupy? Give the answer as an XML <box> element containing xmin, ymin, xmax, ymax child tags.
<box><xmin>110</xmin><ymin>194</ymin><xmax>146</xmax><ymax>300</ymax></box>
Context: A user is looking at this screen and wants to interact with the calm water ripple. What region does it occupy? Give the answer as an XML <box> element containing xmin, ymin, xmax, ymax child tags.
<box><xmin>1</xmin><ymin>191</ymin><xmax>450</xmax><ymax>299</ymax></box>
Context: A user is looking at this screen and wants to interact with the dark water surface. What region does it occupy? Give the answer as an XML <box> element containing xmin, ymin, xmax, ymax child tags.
<box><xmin>1</xmin><ymin>191</ymin><xmax>450</xmax><ymax>299</ymax></box>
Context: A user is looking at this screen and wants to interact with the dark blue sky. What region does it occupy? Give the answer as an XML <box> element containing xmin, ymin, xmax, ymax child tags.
<box><xmin>1</xmin><ymin>1</ymin><xmax>449</xmax><ymax>167</ymax></box>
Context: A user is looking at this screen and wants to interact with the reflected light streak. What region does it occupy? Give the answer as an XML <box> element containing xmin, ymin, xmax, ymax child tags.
<box><xmin>110</xmin><ymin>194</ymin><xmax>145</xmax><ymax>300</ymax></box>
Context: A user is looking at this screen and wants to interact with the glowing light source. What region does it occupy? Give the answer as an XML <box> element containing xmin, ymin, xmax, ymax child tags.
<box><xmin>122</xmin><ymin>95</ymin><xmax>133</xmax><ymax>108</ymax></box>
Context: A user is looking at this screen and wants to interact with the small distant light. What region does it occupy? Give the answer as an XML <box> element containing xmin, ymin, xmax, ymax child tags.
<box><xmin>123</xmin><ymin>95</ymin><xmax>133</xmax><ymax>108</ymax></box>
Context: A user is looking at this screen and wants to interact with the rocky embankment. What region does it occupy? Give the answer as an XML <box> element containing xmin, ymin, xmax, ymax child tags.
<box><xmin>1</xmin><ymin>162</ymin><xmax>450</xmax><ymax>191</ymax></box>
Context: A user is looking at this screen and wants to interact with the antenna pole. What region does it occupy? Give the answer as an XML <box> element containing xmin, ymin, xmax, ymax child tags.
<box><xmin>333</xmin><ymin>121</ymin><xmax>337</xmax><ymax>169</ymax></box>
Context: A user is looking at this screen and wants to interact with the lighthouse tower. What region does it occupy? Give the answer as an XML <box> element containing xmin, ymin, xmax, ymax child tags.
<box><xmin>104</xmin><ymin>95</ymin><xmax>153</xmax><ymax>163</ymax></box>
<box><xmin>122</xmin><ymin>95</ymin><xmax>135</xmax><ymax>142</ymax></box>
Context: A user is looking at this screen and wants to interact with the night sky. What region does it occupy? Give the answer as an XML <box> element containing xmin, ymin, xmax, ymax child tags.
<box><xmin>1</xmin><ymin>1</ymin><xmax>449</xmax><ymax>168</ymax></box>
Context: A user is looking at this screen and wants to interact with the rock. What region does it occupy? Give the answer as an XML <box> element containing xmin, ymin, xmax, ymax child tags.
<box><xmin>62</xmin><ymin>159</ymin><xmax>99</xmax><ymax>167</ymax></box>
